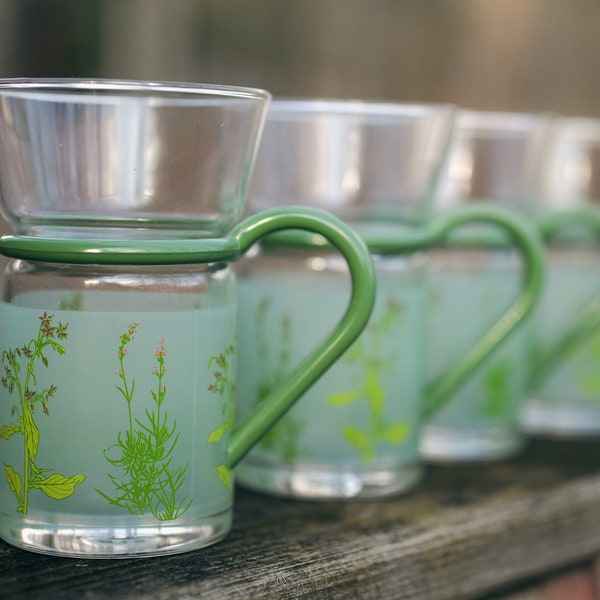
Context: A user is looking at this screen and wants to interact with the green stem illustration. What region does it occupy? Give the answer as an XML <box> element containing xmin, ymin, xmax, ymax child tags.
<box><xmin>254</xmin><ymin>296</ymin><xmax>304</xmax><ymax>463</ymax></box>
<box><xmin>482</xmin><ymin>359</ymin><xmax>511</xmax><ymax>419</ymax></box>
<box><xmin>98</xmin><ymin>324</ymin><xmax>191</xmax><ymax>521</ymax></box>
<box><xmin>0</xmin><ymin>312</ymin><xmax>86</xmax><ymax>514</ymax></box>
<box><xmin>328</xmin><ymin>298</ymin><xmax>410</xmax><ymax>463</ymax></box>
<box><xmin>207</xmin><ymin>344</ymin><xmax>235</xmax><ymax>496</ymax></box>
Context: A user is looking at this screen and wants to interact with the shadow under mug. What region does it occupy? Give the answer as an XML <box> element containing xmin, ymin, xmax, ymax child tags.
<box><xmin>522</xmin><ymin>207</ymin><xmax>600</xmax><ymax>436</ymax></box>
<box><xmin>0</xmin><ymin>207</ymin><xmax>375</xmax><ymax>558</ymax></box>
<box><xmin>235</xmin><ymin>204</ymin><xmax>544</xmax><ymax>499</ymax></box>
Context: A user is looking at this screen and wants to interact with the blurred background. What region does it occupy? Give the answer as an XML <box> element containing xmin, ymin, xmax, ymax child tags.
<box><xmin>0</xmin><ymin>0</ymin><xmax>599</xmax><ymax>117</ymax></box>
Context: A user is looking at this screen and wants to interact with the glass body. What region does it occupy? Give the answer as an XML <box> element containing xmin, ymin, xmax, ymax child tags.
<box><xmin>422</xmin><ymin>109</ymin><xmax>551</xmax><ymax>461</ymax></box>
<box><xmin>420</xmin><ymin>247</ymin><xmax>526</xmax><ymax>461</ymax></box>
<box><xmin>521</xmin><ymin>117</ymin><xmax>600</xmax><ymax>436</ymax></box>
<box><xmin>0</xmin><ymin>258</ymin><xmax>237</xmax><ymax>557</ymax></box>
<box><xmin>243</xmin><ymin>98</ymin><xmax>454</xmax><ymax>485</ymax></box>
<box><xmin>0</xmin><ymin>78</ymin><xmax>270</xmax><ymax>238</ymax></box>
<box><xmin>522</xmin><ymin>246</ymin><xmax>600</xmax><ymax>435</ymax></box>
<box><xmin>236</xmin><ymin>246</ymin><xmax>427</xmax><ymax>499</ymax></box>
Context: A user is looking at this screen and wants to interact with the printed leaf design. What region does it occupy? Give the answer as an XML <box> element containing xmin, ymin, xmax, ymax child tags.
<box><xmin>4</xmin><ymin>465</ymin><xmax>22</xmax><ymax>502</ymax></box>
<box><xmin>0</xmin><ymin>424</ymin><xmax>20</xmax><ymax>440</ymax></box>
<box><xmin>328</xmin><ymin>297</ymin><xmax>409</xmax><ymax>463</ymax></box>
<box><xmin>32</xmin><ymin>473</ymin><xmax>86</xmax><ymax>500</ymax></box>
<box><xmin>365</xmin><ymin>369</ymin><xmax>385</xmax><ymax>414</ymax></box>
<box><xmin>342</xmin><ymin>426</ymin><xmax>368</xmax><ymax>447</ymax></box>
<box><xmin>217</xmin><ymin>465</ymin><xmax>232</xmax><ymax>499</ymax></box>
<box><xmin>328</xmin><ymin>390</ymin><xmax>362</xmax><ymax>407</ymax></box>
<box><xmin>483</xmin><ymin>361</ymin><xmax>510</xmax><ymax>418</ymax></box>
<box><xmin>22</xmin><ymin>408</ymin><xmax>40</xmax><ymax>462</ymax></box>
<box><xmin>207</xmin><ymin>423</ymin><xmax>229</xmax><ymax>445</ymax></box>
<box><xmin>341</xmin><ymin>426</ymin><xmax>373</xmax><ymax>461</ymax></box>
<box><xmin>0</xmin><ymin>312</ymin><xmax>84</xmax><ymax>515</ymax></box>
<box><xmin>380</xmin><ymin>422</ymin><xmax>410</xmax><ymax>444</ymax></box>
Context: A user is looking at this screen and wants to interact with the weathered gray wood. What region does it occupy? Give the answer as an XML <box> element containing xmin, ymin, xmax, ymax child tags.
<box><xmin>1</xmin><ymin>440</ymin><xmax>600</xmax><ymax>600</ymax></box>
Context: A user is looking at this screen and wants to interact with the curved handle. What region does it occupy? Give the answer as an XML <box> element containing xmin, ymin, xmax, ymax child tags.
<box><xmin>528</xmin><ymin>207</ymin><xmax>600</xmax><ymax>389</ymax></box>
<box><xmin>421</xmin><ymin>204</ymin><xmax>545</xmax><ymax>417</ymax></box>
<box><xmin>535</xmin><ymin>207</ymin><xmax>600</xmax><ymax>241</ymax></box>
<box><xmin>225</xmin><ymin>207</ymin><xmax>376</xmax><ymax>468</ymax></box>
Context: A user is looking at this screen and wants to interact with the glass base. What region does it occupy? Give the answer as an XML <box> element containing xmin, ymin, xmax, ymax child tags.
<box><xmin>0</xmin><ymin>508</ymin><xmax>232</xmax><ymax>558</ymax></box>
<box><xmin>520</xmin><ymin>398</ymin><xmax>600</xmax><ymax>438</ymax></box>
<box><xmin>419</xmin><ymin>425</ymin><xmax>523</xmax><ymax>463</ymax></box>
<box><xmin>235</xmin><ymin>459</ymin><xmax>423</xmax><ymax>500</ymax></box>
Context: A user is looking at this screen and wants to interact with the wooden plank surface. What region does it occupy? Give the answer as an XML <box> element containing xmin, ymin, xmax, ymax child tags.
<box><xmin>1</xmin><ymin>439</ymin><xmax>600</xmax><ymax>600</ymax></box>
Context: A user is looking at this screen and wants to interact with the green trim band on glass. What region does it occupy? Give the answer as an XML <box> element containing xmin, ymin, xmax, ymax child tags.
<box><xmin>0</xmin><ymin>235</ymin><xmax>243</xmax><ymax>265</ymax></box>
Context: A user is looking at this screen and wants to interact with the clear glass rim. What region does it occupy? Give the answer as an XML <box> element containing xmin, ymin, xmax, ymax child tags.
<box><xmin>265</xmin><ymin>97</ymin><xmax>456</xmax><ymax>120</ymax></box>
<box><xmin>0</xmin><ymin>77</ymin><xmax>271</xmax><ymax>102</ymax></box>
<box><xmin>455</xmin><ymin>108</ymin><xmax>554</xmax><ymax>133</ymax></box>
<box><xmin>550</xmin><ymin>115</ymin><xmax>600</xmax><ymax>141</ymax></box>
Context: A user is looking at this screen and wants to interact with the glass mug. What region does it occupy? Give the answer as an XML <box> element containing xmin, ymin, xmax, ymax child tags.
<box><xmin>521</xmin><ymin>116</ymin><xmax>600</xmax><ymax>436</ymax></box>
<box><xmin>524</xmin><ymin>207</ymin><xmax>600</xmax><ymax>435</ymax></box>
<box><xmin>422</xmin><ymin>110</ymin><xmax>552</xmax><ymax>461</ymax></box>
<box><xmin>0</xmin><ymin>207</ymin><xmax>375</xmax><ymax>558</ymax></box>
<box><xmin>235</xmin><ymin>204</ymin><xmax>544</xmax><ymax>499</ymax></box>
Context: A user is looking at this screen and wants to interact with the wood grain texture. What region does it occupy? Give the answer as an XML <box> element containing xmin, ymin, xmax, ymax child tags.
<box><xmin>1</xmin><ymin>440</ymin><xmax>600</xmax><ymax>600</ymax></box>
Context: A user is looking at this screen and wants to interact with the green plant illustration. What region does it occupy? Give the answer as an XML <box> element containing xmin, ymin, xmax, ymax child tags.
<box><xmin>575</xmin><ymin>333</ymin><xmax>600</xmax><ymax>401</ymax></box>
<box><xmin>482</xmin><ymin>360</ymin><xmax>511</xmax><ymax>419</ymax></box>
<box><xmin>254</xmin><ymin>296</ymin><xmax>304</xmax><ymax>463</ymax></box>
<box><xmin>98</xmin><ymin>323</ymin><xmax>191</xmax><ymax>521</ymax></box>
<box><xmin>328</xmin><ymin>298</ymin><xmax>410</xmax><ymax>463</ymax></box>
<box><xmin>207</xmin><ymin>344</ymin><xmax>235</xmax><ymax>496</ymax></box>
<box><xmin>0</xmin><ymin>312</ymin><xmax>86</xmax><ymax>514</ymax></box>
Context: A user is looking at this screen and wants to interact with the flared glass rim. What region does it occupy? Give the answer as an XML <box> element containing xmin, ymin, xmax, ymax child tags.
<box><xmin>549</xmin><ymin>115</ymin><xmax>600</xmax><ymax>142</ymax></box>
<box><xmin>264</xmin><ymin>97</ymin><xmax>456</xmax><ymax>121</ymax></box>
<box><xmin>454</xmin><ymin>108</ymin><xmax>554</xmax><ymax>134</ymax></box>
<box><xmin>0</xmin><ymin>77</ymin><xmax>271</xmax><ymax>102</ymax></box>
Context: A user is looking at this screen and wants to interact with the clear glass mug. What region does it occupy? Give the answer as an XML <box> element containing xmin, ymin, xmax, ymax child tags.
<box><xmin>0</xmin><ymin>79</ymin><xmax>378</xmax><ymax>557</ymax></box>
<box><xmin>422</xmin><ymin>109</ymin><xmax>553</xmax><ymax>461</ymax></box>
<box><xmin>522</xmin><ymin>116</ymin><xmax>600</xmax><ymax>436</ymax></box>
<box><xmin>0</xmin><ymin>207</ymin><xmax>376</xmax><ymax>558</ymax></box>
<box><xmin>235</xmin><ymin>204</ymin><xmax>544</xmax><ymax>499</ymax></box>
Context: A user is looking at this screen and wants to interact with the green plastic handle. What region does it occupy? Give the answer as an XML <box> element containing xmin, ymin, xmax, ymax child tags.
<box><xmin>528</xmin><ymin>207</ymin><xmax>600</xmax><ymax>389</ymax></box>
<box><xmin>419</xmin><ymin>205</ymin><xmax>545</xmax><ymax>417</ymax></box>
<box><xmin>225</xmin><ymin>207</ymin><xmax>376</xmax><ymax>468</ymax></box>
<box><xmin>335</xmin><ymin>204</ymin><xmax>544</xmax><ymax>416</ymax></box>
<box><xmin>535</xmin><ymin>207</ymin><xmax>600</xmax><ymax>242</ymax></box>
